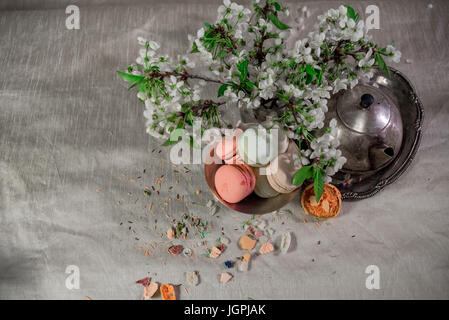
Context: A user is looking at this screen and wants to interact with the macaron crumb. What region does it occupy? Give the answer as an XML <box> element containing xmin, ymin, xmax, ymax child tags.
<box><xmin>259</xmin><ymin>242</ymin><xmax>274</xmax><ymax>255</ymax></box>
<box><xmin>142</xmin><ymin>282</ymin><xmax>159</xmax><ymax>300</ymax></box>
<box><xmin>239</xmin><ymin>235</ymin><xmax>257</xmax><ymax>251</ymax></box>
<box><xmin>209</xmin><ymin>246</ymin><xmax>222</xmax><ymax>259</ymax></box>
<box><xmin>185</xmin><ymin>271</ymin><xmax>200</xmax><ymax>286</ymax></box>
<box><xmin>220</xmin><ymin>272</ymin><xmax>233</xmax><ymax>284</ymax></box>
<box><xmin>237</xmin><ymin>259</ymin><xmax>249</xmax><ymax>272</ymax></box>
<box><xmin>160</xmin><ymin>284</ymin><xmax>176</xmax><ymax>300</ymax></box>
<box><xmin>167</xmin><ymin>228</ymin><xmax>175</xmax><ymax>239</ymax></box>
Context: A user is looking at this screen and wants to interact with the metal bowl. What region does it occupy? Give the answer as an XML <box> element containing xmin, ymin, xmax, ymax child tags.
<box><xmin>204</xmin><ymin>146</ymin><xmax>299</xmax><ymax>215</ymax></box>
<box><xmin>331</xmin><ymin>67</ymin><xmax>424</xmax><ymax>200</ymax></box>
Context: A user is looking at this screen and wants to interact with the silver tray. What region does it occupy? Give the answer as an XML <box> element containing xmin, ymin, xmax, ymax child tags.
<box><xmin>332</xmin><ymin>67</ymin><xmax>424</xmax><ymax>200</ymax></box>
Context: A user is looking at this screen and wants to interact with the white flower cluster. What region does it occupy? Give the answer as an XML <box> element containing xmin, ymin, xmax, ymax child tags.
<box><xmin>121</xmin><ymin>0</ymin><xmax>401</xmax><ymax>181</ymax></box>
<box><xmin>132</xmin><ymin>37</ymin><xmax>208</xmax><ymax>138</ymax></box>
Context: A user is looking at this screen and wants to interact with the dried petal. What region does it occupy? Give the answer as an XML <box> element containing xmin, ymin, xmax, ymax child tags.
<box><xmin>136</xmin><ymin>277</ymin><xmax>151</xmax><ymax>287</ymax></box>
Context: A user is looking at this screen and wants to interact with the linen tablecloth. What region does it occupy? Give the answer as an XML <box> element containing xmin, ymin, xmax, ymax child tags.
<box><xmin>0</xmin><ymin>0</ymin><xmax>448</xmax><ymax>299</ymax></box>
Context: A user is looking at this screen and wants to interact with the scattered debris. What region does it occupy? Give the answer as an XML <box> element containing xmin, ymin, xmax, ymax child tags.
<box><xmin>183</xmin><ymin>248</ymin><xmax>193</xmax><ymax>257</ymax></box>
<box><xmin>259</xmin><ymin>242</ymin><xmax>274</xmax><ymax>255</ymax></box>
<box><xmin>206</xmin><ymin>200</ymin><xmax>219</xmax><ymax>216</ymax></box>
<box><xmin>242</xmin><ymin>253</ymin><xmax>251</xmax><ymax>262</ymax></box>
<box><xmin>254</xmin><ymin>219</ymin><xmax>266</xmax><ymax>230</ymax></box>
<box><xmin>258</xmin><ymin>235</ymin><xmax>268</xmax><ymax>244</ymax></box>
<box><xmin>168</xmin><ymin>245</ymin><xmax>183</xmax><ymax>256</ymax></box>
<box><xmin>221</xmin><ymin>236</ymin><xmax>231</xmax><ymax>245</ymax></box>
<box><xmin>209</xmin><ymin>246</ymin><xmax>222</xmax><ymax>259</ymax></box>
<box><xmin>142</xmin><ymin>282</ymin><xmax>159</xmax><ymax>300</ymax></box>
<box><xmin>160</xmin><ymin>284</ymin><xmax>176</xmax><ymax>300</ymax></box>
<box><xmin>237</xmin><ymin>259</ymin><xmax>249</xmax><ymax>272</ymax></box>
<box><xmin>220</xmin><ymin>272</ymin><xmax>233</xmax><ymax>284</ymax></box>
<box><xmin>239</xmin><ymin>235</ymin><xmax>257</xmax><ymax>251</ymax></box>
<box><xmin>224</xmin><ymin>260</ymin><xmax>233</xmax><ymax>268</ymax></box>
<box><xmin>185</xmin><ymin>271</ymin><xmax>200</xmax><ymax>286</ymax></box>
<box><xmin>136</xmin><ymin>277</ymin><xmax>151</xmax><ymax>287</ymax></box>
<box><xmin>254</xmin><ymin>229</ymin><xmax>264</xmax><ymax>237</ymax></box>
<box><xmin>167</xmin><ymin>228</ymin><xmax>175</xmax><ymax>239</ymax></box>
<box><xmin>208</xmin><ymin>205</ymin><xmax>219</xmax><ymax>216</ymax></box>
<box><xmin>217</xmin><ymin>243</ymin><xmax>227</xmax><ymax>253</ymax></box>
<box><xmin>280</xmin><ymin>232</ymin><xmax>291</xmax><ymax>254</ymax></box>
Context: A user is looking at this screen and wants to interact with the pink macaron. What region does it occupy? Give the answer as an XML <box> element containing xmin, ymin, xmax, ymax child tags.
<box><xmin>215</xmin><ymin>129</ymin><xmax>244</xmax><ymax>164</ymax></box>
<box><xmin>214</xmin><ymin>163</ymin><xmax>256</xmax><ymax>203</ymax></box>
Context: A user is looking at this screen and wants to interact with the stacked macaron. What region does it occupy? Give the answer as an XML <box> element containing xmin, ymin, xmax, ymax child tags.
<box><xmin>252</xmin><ymin>166</ymin><xmax>279</xmax><ymax>198</ymax></box>
<box><xmin>266</xmin><ymin>141</ymin><xmax>303</xmax><ymax>194</ymax></box>
<box><xmin>213</xmin><ymin>124</ymin><xmax>304</xmax><ymax>204</ymax></box>
<box><xmin>214</xmin><ymin>163</ymin><xmax>256</xmax><ymax>203</ymax></box>
<box><xmin>237</xmin><ymin>125</ymin><xmax>278</xmax><ymax>167</ymax></box>
<box><xmin>214</xmin><ymin>128</ymin><xmax>243</xmax><ymax>164</ymax></box>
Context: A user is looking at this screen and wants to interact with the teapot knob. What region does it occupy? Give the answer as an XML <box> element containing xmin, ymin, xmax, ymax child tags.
<box><xmin>360</xmin><ymin>93</ymin><xmax>374</xmax><ymax>109</ymax></box>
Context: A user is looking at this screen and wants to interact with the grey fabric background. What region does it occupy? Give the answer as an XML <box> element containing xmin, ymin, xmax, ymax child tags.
<box><xmin>0</xmin><ymin>0</ymin><xmax>448</xmax><ymax>300</ymax></box>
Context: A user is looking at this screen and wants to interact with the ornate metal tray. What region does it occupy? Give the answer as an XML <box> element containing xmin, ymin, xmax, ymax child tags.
<box><xmin>332</xmin><ymin>67</ymin><xmax>424</xmax><ymax>200</ymax></box>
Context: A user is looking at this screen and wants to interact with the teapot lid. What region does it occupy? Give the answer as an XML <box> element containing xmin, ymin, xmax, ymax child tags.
<box><xmin>336</xmin><ymin>84</ymin><xmax>394</xmax><ymax>134</ymax></box>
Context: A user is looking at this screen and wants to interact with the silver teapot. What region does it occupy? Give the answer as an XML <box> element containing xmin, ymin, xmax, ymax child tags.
<box><xmin>327</xmin><ymin>81</ymin><xmax>403</xmax><ymax>174</ymax></box>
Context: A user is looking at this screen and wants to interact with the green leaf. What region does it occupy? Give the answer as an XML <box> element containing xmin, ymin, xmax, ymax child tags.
<box><xmin>293</xmin><ymin>166</ymin><xmax>313</xmax><ymax>185</ymax></box>
<box><xmin>117</xmin><ymin>71</ymin><xmax>145</xmax><ymax>83</ymax></box>
<box><xmin>245</xmin><ymin>81</ymin><xmax>255</xmax><ymax>90</ymax></box>
<box><xmin>204</xmin><ymin>22</ymin><xmax>212</xmax><ymax>29</ymax></box>
<box><xmin>191</xmin><ymin>41</ymin><xmax>200</xmax><ymax>53</ymax></box>
<box><xmin>162</xmin><ymin>134</ymin><xmax>181</xmax><ymax>146</ymax></box>
<box><xmin>313</xmin><ymin>168</ymin><xmax>325</xmax><ymax>202</ymax></box>
<box><xmin>268</xmin><ymin>12</ymin><xmax>290</xmax><ymax>30</ymax></box>
<box><xmin>138</xmin><ymin>82</ymin><xmax>147</xmax><ymax>92</ymax></box>
<box><xmin>128</xmin><ymin>81</ymin><xmax>140</xmax><ymax>90</ymax></box>
<box><xmin>305</xmin><ymin>64</ymin><xmax>317</xmax><ymax>84</ymax></box>
<box><xmin>345</xmin><ymin>5</ymin><xmax>358</xmax><ymax>21</ymax></box>
<box><xmin>218</xmin><ymin>84</ymin><xmax>228</xmax><ymax>97</ymax></box>
<box><xmin>375</xmin><ymin>53</ymin><xmax>390</xmax><ymax>76</ymax></box>
<box><xmin>237</xmin><ymin>59</ymin><xmax>249</xmax><ymax>78</ymax></box>
<box><xmin>273</xmin><ymin>2</ymin><xmax>281</xmax><ymax>10</ymax></box>
<box><xmin>305</xmin><ymin>64</ymin><xmax>317</xmax><ymax>76</ymax></box>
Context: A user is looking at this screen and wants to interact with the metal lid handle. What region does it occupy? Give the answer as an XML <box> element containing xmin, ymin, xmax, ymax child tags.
<box><xmin>360</xmin><ymin>93</ymin><xmax>374</xmax><ymax>109</ymax></box>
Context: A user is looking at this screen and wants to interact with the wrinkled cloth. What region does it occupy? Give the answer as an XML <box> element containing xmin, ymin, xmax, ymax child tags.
<box><xmin>0</xmin><ymin>0</ymin><xmax>449</xmax><ymax>299</ymax></box>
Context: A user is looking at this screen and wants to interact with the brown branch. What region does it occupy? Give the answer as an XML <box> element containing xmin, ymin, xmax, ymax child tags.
<box><xmin>164</xmin><ymin>71</ymin><xmax>227</xmax><ymax>86</ymax></box>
